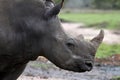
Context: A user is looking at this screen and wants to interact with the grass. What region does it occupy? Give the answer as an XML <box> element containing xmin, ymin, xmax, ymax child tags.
<box><xmin>96</xmin><ymin>43</ymin><xmax>120</xmax><ymax>58</ymax></box>
<box><xmin>111</xmin><ymin>76</ymin><xmax>120</xmax><ymax>80</ymax></box>
<box><xmin>30</xmin><ymin>62</ymin><xmax>56</xmax><ymax>70</ymax></box>
<box><xmin>59</xmin><ymin>12</ymin><xmax>120</xmax><ymax>29</ymax></box>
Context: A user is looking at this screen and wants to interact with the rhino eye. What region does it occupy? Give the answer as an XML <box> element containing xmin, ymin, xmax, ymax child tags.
<box><xmin>66</xmin><ymin>42</ymin><xmax>75</xmax><ymax>48</ymax></box>
<box><xmin>66</xmin><ymin>39</ymin><xmax>75</xmax><ymax>49</ymax></box>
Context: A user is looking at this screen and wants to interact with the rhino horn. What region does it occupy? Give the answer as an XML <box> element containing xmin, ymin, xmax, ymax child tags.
<box><xmin>91</xmin><ymin>30</ymin><xmax>104</xmax><ymax>48</ymax></box>
<box><xmin>45</xmin><ymin>0</ymin><xmax>64</xmax><ymax>18</ymax></box>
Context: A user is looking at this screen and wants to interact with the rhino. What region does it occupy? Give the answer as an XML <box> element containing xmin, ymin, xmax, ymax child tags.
<box><xmin>0</xmin><ymin>0</ymin><xmax>104</xmax><ymax>79</ymax></box>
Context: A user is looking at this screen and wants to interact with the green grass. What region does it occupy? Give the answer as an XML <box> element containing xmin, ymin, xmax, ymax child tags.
<box><xmin>96</xmin><ymin>43</ymin><xmax>120</xmax><ymax>58</ymax></box>
<box><xmin>59</xmin><ymin>12</ymin><xmax>120</xmax><ymax>29</ymax></box>
<box><xmin>111</xmin><ymin>76</ymin><xmax>120</xmax><ymax>80</ymax></box>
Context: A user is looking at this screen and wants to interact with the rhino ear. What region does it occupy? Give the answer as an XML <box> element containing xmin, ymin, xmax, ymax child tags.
<box><xmin>45</xmin><ymin>0</ymin><xmax>55</xmax><ymax>8</ymax></box>
<box><xmin>45</xmin><ymin>0</ymin><xmax>64</xmax><ymax>18</ymax></box>
<box><xmin>91</xmin><ymin>30</ymin><xmax>104</xmax><ymax>48</ymax></box>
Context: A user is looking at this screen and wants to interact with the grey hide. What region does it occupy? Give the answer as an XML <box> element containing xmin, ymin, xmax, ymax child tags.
<box><xmin>0</xmin><ymin>0</ymin><xmax>104</xmax><ymax>80</ymax></box>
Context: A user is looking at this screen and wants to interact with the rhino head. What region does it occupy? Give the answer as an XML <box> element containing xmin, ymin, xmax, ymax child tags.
<box><xmin>41</xmin><ymin>0</ymin><xmax>104</xmax><ymax>72</ymax></box>
<box><xmin>62</xmin><ymin>30</ymin><xmax>104</xmax><ymax>72</ymax></box>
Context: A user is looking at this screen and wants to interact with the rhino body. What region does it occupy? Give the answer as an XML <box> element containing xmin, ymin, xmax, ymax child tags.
<box><xmin>0</xmin><ymin>0</ymin><xmax>104</xmax><ymax>80</ymax></box>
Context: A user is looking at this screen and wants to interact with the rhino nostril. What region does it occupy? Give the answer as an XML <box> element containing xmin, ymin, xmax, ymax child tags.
<box><xmin>66</xmin><ymin>42</ymin><xmax>75</xmax><ymax>48</ymax></box>
<box><xmin>85</xmin><ymin>61</ymin><xmax>93</xmax><ymax>70</ymax></box>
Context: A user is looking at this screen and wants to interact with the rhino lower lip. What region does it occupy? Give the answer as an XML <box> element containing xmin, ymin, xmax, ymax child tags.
<box><xmin>83</xmin><ymin>65</ymin><xmax>93</xmax><ymax>71</ymax></box>
<box><xmin>63</xmin><ymin>64</ymin><xmax>92</xmax><ymax>72</ymax></box>
<box><xmin>76</xmin><ymin>64</ymin><xmax>93</xmax><ymax>72</ymax></box>
<box><xmin>71</xmin><ymin>66</ymin><xmax>89</xmax><ymax>72</ymax></box>
<box><xmin>86</xmin><ymin>67</ymin><xmax>92</xmax><ymax>71</ymax></box>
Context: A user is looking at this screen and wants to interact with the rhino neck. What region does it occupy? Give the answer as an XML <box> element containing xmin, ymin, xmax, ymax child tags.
<box><xmin>0</xmin><ymin>0</ymin><xmax>15</xmax><ymax>14</ymax></box>
<box><xmin>0</xmin><ymin>0</ymin><xmax>14</xmax><ymax>28</ymax></box>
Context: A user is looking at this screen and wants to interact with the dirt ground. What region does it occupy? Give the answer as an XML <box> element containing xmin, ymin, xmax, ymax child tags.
<box><xmin>18</xmin><ymin>23</ymin><xmax>120</xmax><ymax>80</ymax></box>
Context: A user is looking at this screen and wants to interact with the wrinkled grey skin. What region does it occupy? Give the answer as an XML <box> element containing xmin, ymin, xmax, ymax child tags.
<box><xmin>0</xmin><ymin>0</ymin><xmax>104</xmax><ymax>80</ymax></box>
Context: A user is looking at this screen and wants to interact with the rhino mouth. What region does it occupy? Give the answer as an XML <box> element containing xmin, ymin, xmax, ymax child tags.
<box><xmin>61</xmin><ymin>59</ymin><xmax>93</xmax><ymax>72</ymax></box>
<box><xmin>63</xmin><ymin>64</ymin><xmax>93</xmax><ymax>72</ymax></box>
<box><xmin>77</xmin><ymin>64</ymin><xmax>93</xmax><ymax>72</ymax></box>
<box><xmin>70</xmin><ymin>63</ymin><xmax>93</xmax><ymax>72</ymax></box>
